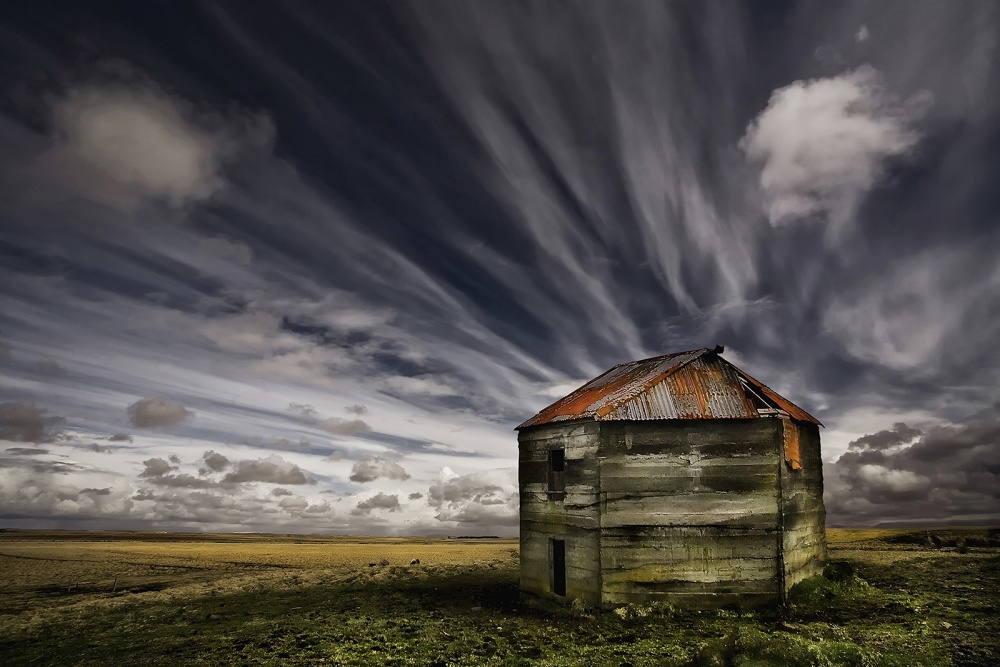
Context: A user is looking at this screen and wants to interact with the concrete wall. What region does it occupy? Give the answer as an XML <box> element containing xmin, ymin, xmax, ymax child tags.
<box><xmin>779</xmin><ymin>420</ymin><xmax>827</xmax><ymax>591</ymax></box>
<box><xmin>597</xmin><ymin>419</ymin><xmax>784</xmax><ymax>608</ymax></box>
<box><xmin>518</xmin><ymin>420</ymin><xmax>602</xmax><ymax>606</ymax></box>
<box><xmin>517</xmin><ymin>415</ymin><xmax>826</xmax><ymax>609</ymax></box>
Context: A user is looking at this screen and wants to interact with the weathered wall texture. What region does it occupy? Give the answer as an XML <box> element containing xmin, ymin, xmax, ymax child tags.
<box><xmin>597</xmin><ymin>419</ymin><xmax>783</xmax><ymax>608</ymax></box>
<box><xmin>779</xmin><ymin>420</ymin><xmax>827</xmax><ymax>590</ymax></box>
<box><xmin>518</xmin><ymin>421</ymin><xmax>602</xmax><ymax>606</ymax></box>
<box><xmin>518</xmin><ymin>416</ymin><xmax>826</xmax><ymax>609</ymax></box>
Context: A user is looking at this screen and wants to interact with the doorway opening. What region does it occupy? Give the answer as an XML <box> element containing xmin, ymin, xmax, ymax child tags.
<box><xmin>551</xmin><ymin>538</ymin><xmax>566</xmax><ymax>596</ymax></box>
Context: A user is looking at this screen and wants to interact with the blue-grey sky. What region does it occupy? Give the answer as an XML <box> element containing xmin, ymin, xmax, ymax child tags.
<box><xmin>1</xmin><ymin>1</ymin><xmax>998</xmax><ymax>534</ymax></box>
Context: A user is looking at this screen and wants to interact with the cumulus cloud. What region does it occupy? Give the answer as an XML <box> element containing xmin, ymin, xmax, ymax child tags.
<box><xmin>222</xmin><ymin>454</ymin><xmax>315</xmax><ymax>485</ymax></box>
<box><xmin>138</xmin><ymin>456</ymin><xmax>219</xmax><ymax>489</ymax></box>
<box><xmin>742</xmin><ymin>66</ymin><xmax>926</xmax><ymax>235</ymax></box>
<box><xmin>826</xmin><ymin>420</ymin><xmax>1000</xmax><ymax>525</ymax></box>
<box><xmin>428</xmin><ymin>467</ymin><xmax>518</xmax><ymax>528</ymax></box>
<box><xmin>0</xmin><ymin>402</ymin><xmax>65</xmax><ymax>442</ymax></box>
<box><xmin>139</xmin><ymin>457</ymin><xmax>175</xmax><ymax>478</ymax></box>
<box><xmin>108</xmin><ymin>433</ymin><xmax>133</xmax><ymax>442</ymax></box>
<box><xmin>36</xmin><ymin>81</ymin><xmax>273</xmax><ymax>213</ymax></box>
<box><xmin>318</xmin><ymin>417</ymin><xmax>371</xmax><ymax>436</ymax></box>
<box><xmin>351</xmin><ymin>492</ymin><xmax>401</xmax><ymax>515</ymax></box>
<box><xmin>345</xmin><ymin>404</ymin><xmax>369</xmax><ymax>415</ymax></box>
<box><xmin>408</xmin><ymin>492</ymin><xmax>423</xmax><ymax>500</ymax></box>
<box><xmin>127</xmin><ymin>397</ymin><xmax>192</xmax><ymax>428</ymax></box>
<box><xmin>0</xmin><ymin>458</ymin><xmax>134</xmax><ymax>523</ymax></box>
<box><xmin>271</xmin><ymin>487</ymin><xmax>293</xmax><ymax>497</ymax></box>
<box><xmin>201</xmin><ymin>450</ymin><xmax>230</xmax><ymax>472</ymax></box>
<box><xmin>287</xmin><ymin>403</ymin><xmax>318</xmax><ymax>417</ymax></box>
<box><xmin>349</xmin><ymin>456</ymin><xmax>410</xmax><ymax>483</ymax></box>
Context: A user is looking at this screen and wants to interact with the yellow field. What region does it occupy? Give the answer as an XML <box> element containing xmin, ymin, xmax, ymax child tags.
<box><xmin>2</xmin><ymin>527</ymin><xmax>995</xmax><ymax>628</ymax></box>
<box><xmin>0</xmin><ymin>531</ymin><xmax>519</xmax><ymax>626</ymax></box>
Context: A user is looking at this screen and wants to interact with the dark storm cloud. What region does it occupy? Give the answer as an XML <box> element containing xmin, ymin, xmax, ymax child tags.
<box><xmin>0</xmin><ymin>402</ymin><xmax>65</xmax><ymax>442</ymax></box>
<box><xmin>108</xmin><ymin>433</ymin><xmax>133</xmax><ymax>442</ymax></box>
<box><xmin>127</xmin><ymin>398</ymin><xmax>192</xmax><ymax>428</ymax></box>
<box><xmin>351</xmin><ymin>492</ymin><xmax>401</xmax><ymax>515</ymax></box>
<box><xmin>826</xmin><ymin>420</ymin><xmax>1000</xmax><ymax>524</ymax></box>
<box><xmin>349</xmin><ymin>456</ymin><xmax>410</xmax><ymax>483</ymax></box>
<box><xmin>848</xmin><ymin>423</ymin><xmax>923</xmax><ymax>451</ymax></box>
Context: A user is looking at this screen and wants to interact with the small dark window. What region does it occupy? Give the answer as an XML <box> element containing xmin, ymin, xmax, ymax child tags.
<box><xmin>551</xmin><ymin>538</ymin><xmax>566</xmax><ymax>596</ymax></box>
<box><xmin>547</xmin><ymin>449</ymin><xmax>565</xmax><ymax>497</ymax></box>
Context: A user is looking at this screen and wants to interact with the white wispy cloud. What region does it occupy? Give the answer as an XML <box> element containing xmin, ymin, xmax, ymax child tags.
<box><xmin>742</xmin><ymin>66</ymin><xmax>927</xmax><ymax>237</ymax></box>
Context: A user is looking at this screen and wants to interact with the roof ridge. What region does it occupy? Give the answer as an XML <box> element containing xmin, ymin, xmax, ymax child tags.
<box><xmin>517</xmin><ymin>345</ymin><xmax>820</xmax><ymax>430</ymax></box>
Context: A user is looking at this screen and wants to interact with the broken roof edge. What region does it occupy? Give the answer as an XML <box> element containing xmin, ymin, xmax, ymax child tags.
<box><xmin>732</xmin><ymin>367</ymin><xmax>823</xmax><ymax>427</ymax></box>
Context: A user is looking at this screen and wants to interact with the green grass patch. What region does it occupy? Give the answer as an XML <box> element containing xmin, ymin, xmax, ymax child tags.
<box><xmin>1</xmin><ymin>535</ymin><xmax>997</xmax><ymax>666</ymax></box>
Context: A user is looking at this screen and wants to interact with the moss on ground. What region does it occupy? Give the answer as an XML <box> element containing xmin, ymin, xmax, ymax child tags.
<box><xmin>0</xmin><ymin>531</ymin><xmax>997</xmax><ymax>666</ymax></box>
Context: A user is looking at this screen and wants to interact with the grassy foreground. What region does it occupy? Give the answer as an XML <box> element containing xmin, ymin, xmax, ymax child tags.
<box><xmin>0</xmin><ymin>528</ymin><xmax>997</xmax><ymax>666</ymax></box>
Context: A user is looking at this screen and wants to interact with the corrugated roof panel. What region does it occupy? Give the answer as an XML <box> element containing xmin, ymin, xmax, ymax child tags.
<box><xmin>516</xmin><ymin>347</ymin><xmax>821</xmax><ymax>429</ymax></box>
<box><xmin>700</xmin><ymin>356</ymin><xmax>759</xmax><ymax>419</ymax></box>
<box><xmin>517</xmin><ymin>349</ymin><xmax>705</xmax><ymax>429</ymax></box>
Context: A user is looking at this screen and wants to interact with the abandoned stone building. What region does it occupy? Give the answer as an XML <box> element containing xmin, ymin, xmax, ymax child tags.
<box><xmin>516</xmin><ymin>346</ymin><xmax>826</xmax><ymax>608</ymax></box>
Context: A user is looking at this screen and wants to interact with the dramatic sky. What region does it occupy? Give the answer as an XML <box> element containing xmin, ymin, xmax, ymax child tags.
<box><xmin>1</xmin><ymin>1</ymin><xmax>998</xmax><ymax>534</ymax></box>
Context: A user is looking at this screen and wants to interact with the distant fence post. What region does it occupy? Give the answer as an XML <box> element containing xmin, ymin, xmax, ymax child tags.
<box><xmin>113</xmin><ymin>576</ymin><xmax>118</xmax><ymax>592</ymax></box>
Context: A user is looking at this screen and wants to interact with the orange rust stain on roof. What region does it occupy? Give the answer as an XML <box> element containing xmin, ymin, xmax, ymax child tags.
<box><xmin>517</xmin><ymin>347</ymin><xmax>821</xmax><ymax>429</ymax></box>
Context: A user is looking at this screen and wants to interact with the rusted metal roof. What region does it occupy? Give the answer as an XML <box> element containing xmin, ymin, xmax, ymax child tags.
<box><xmin>517</xmin><ymin>346</ymin><xmax>822</xmax><ymax>429</ymax></box>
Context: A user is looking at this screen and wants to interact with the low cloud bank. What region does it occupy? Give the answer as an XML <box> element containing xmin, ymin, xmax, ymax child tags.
<box><xmin>825</xmin><ymin>420</ymin><xmax>1000</xmax><ymax>525</ymax></box>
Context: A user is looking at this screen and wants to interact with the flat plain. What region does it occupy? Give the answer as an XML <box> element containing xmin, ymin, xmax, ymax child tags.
<box><xmin>0</xmin><ymin>527</ymin><xmax>997</xmax><ymax>666</ymax></box>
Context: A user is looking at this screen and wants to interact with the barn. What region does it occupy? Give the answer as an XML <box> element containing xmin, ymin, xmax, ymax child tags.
<box><xmin>516</xmin><ymin>346</ymin><xmax>826</xmax><ymax>609</ymax></box>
